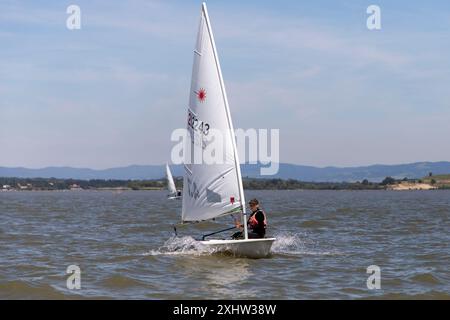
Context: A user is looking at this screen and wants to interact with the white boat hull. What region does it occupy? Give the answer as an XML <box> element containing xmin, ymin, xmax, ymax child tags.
<box><xmin>168</xmin><ymin>195</ymin><xmax>182</xmax><ymax>200</ymax></box>
<box><xmin>200</xmin><ymin>238</ymin><xmax>276</xmax><ymax>259</ymax></box>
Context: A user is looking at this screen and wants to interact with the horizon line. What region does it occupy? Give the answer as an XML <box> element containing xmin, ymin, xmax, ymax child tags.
<box><xmin>1</xmin><ymin>160</ymin><xmax>449</xmax><ymax>171</ymax></box>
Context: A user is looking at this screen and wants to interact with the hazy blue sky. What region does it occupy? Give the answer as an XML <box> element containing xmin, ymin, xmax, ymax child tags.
<box><xmin>1</xmin><ymin>0</ymin><xmax>449</xmax><ymax>169</ymax></box>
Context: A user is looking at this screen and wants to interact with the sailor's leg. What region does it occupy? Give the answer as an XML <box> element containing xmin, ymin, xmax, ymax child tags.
<box><xmin>247</xmin><ymin>231</ymin><xmax>260</xmax><ymax>239</ymax></box>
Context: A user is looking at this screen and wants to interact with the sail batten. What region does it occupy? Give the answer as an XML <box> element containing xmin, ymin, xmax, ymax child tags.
<box><xmin>182</xmin><ymin>206</ymin><xmax>243</xmax><ymax>224</ymax></box>
<box><xmin>181</xmin><ymin>3</ymin><xmax>245</xmax><ymax>222</ymax></box>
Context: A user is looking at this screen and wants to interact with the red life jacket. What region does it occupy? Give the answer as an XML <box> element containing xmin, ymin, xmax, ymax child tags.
<box><xmin>248</xmin><ymin>209</ymin><xmax>267</xmax><ymax>229</ymax></box>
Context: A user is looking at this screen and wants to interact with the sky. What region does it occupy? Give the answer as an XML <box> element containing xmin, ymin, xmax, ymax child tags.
<box><xmin>1</xmin><ymin>0</ymin><xmax>449</xmax><ymax>169</ymax></box>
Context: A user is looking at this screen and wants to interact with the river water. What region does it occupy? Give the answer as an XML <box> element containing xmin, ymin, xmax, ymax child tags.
<box><xmin>0</xmin><ymin>190</ymin><xmax>449</xmax><ymax>299</ymax></box>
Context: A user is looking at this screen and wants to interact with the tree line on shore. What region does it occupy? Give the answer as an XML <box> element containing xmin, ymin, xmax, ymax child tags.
<box><xmin>0</xmin><ymin>176</ymin><xmax>422</xmax><ymax>191</ymax></box>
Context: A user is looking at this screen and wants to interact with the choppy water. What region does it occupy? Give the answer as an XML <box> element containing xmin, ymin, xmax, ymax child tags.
<box><xmin>1</xmin><ymin>190</ymin><xmax>449</xmax><ymax>299</ymax></box>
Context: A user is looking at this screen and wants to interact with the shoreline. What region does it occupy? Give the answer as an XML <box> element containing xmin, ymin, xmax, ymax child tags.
<box><xmin>1</xmin><ymin>188</ymin><xmax>446</xmax><ymax>192</ymax></box>
<box><xmin>2</xmin><ymin>176</ymin><xmax>450</xmax><ymax>192</ymax></box>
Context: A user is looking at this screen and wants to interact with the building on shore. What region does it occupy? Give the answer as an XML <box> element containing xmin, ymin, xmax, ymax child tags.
<box><xmin>17</xmin><ymin>183</ymin><xmax>32</xmax><ymax>191</ymax></box>
<box><xmin>69</xmin><ymin>184</ymin><xmax>83</xmax><ymax>191</ymax></box>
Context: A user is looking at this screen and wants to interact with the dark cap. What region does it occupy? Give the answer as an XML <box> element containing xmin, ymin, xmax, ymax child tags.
<box><xmin>248</xmin><ymin>198</ymin><xmax>259</xmax><ymax>206</ymax></box>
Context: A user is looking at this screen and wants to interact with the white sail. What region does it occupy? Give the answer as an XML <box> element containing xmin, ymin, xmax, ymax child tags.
<box><xmin>166</xmin><ymin>164</ymin><xmax>177</xmax><ymax>195</ymax></box>
<box><xmin>182</xmin><ymin>3</ymin><xmax>245</xmax><ymax>222</ymax></box>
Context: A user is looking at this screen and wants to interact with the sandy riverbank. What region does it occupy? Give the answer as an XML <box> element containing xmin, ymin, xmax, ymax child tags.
<box><xmin>387</xmin><ymin>182</ymin><xmax>437</xmax><ymax>190</ymax></box>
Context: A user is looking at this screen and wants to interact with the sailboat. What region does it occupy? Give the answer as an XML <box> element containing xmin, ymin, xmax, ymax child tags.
<box><xmin>179</xmin><ymin>3</ymin><xmax>275</xmax><ymax>258</ymax></box>
<box><xmin>166</xmin><ymin>163</ymin><xmax>181</xmax><ymax>199</ymax></box>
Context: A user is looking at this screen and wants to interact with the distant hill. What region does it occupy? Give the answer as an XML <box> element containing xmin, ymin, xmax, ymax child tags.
<box><xmin>1</xmin><ymin>162</ymin><xmax>450</xmax><ymax>182</ymax></box>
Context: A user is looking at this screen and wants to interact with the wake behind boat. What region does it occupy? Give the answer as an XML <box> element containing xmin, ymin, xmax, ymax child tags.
<box><xmin>174</xmin><ymin>3</ymin><xmax>275</xmax><ymax>259</ymax></box>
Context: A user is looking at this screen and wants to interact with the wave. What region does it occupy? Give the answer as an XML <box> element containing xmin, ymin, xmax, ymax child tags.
<box><xmin>143</xmin><ymin>236</ymin><xmax>215</xmax><ymax>256</ymax></box>
<box><xmin>0</xmin><ymin>280</ymin><xmax>67</xmax><ymax>299</ymax></box>
<box><xmin>271</xmin><ymin>232</ymin><xmax>341</xmax><ymax>256</ymax></box>
<box><xmin>299</xmin><ymin>220</ymin><xmax>329</xmax><ymax>228</ymax></box>
<box><xmin>370</xmin><ymin>290</ymin><xmax>450</xmax><ymax>300</ymax></box>
<box><xmin>100</xmin><ymin>274</ymin><xmax>145</xmax><ymax>288</ymax></box>
<box><xmin>410</xmin><ymin>273</ymin><xmax>442</xmax><ymax>285</ymax></box>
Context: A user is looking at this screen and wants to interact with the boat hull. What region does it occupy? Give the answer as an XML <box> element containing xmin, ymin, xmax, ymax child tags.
<box><xmin>200</xmin><ymin>238</ymin><xmax>276</xmax><ymax>259</ymax></box>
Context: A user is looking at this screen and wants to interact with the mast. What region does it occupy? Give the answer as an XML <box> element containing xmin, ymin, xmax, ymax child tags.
<box><xmin>201</xmin><ymin>3</ymin><xmax>248</xmax><ymax>239</ymax></box>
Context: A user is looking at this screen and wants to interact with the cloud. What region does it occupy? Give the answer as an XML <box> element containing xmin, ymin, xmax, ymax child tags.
<box><xmin>0</xmin><ymin>2</ymin><xmax>62</xmax><ymax>27</ymax></box>
<box><xmin>210</xmin><ymin>10</ymin><xmax>412</xmax><ymax>70</ymax></box>
<box><xmin>1</xmin><ymin>1</ymin><xmax>449</xmax><ymax>167</ymax></box>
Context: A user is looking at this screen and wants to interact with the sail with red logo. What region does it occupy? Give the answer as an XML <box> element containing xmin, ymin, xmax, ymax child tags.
<box><xmin>182</xmin><ymin>2</ymin><xmax>245</xmax><ymax>224</ymax></box>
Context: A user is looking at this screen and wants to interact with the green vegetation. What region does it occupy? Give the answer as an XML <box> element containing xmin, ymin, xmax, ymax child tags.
<box><xmin>423</xmin><ymin>174</ymin><xmax>450</xmax><ymax>181</ymax></box>
<box><xmin>242</xmin><ymin>178</ymin><xmax>383</xmax><ymax>190</ymax></box>
<box><xmin>422</xmin><ymin>174</ymin><xmax>450</xmax><ymax>188</ymax></box>
<box><xmin>0</xmin><ymin>176</ymin><xmax>383</xmax><ymax>191</ymax></box>
<box><xmin>2</xmin><ymin>174</ymin><xmax>450</xmax><ymax>191</ymax></box>
<box><xmin>0</xmin><ymin>177</ymin><xmax>167</xmax><ymax>191</ymax></box>
<box><xmin>381</xmin><ymin>176</ymin><xmax>396</xmax><ymax>185</ymax></box>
